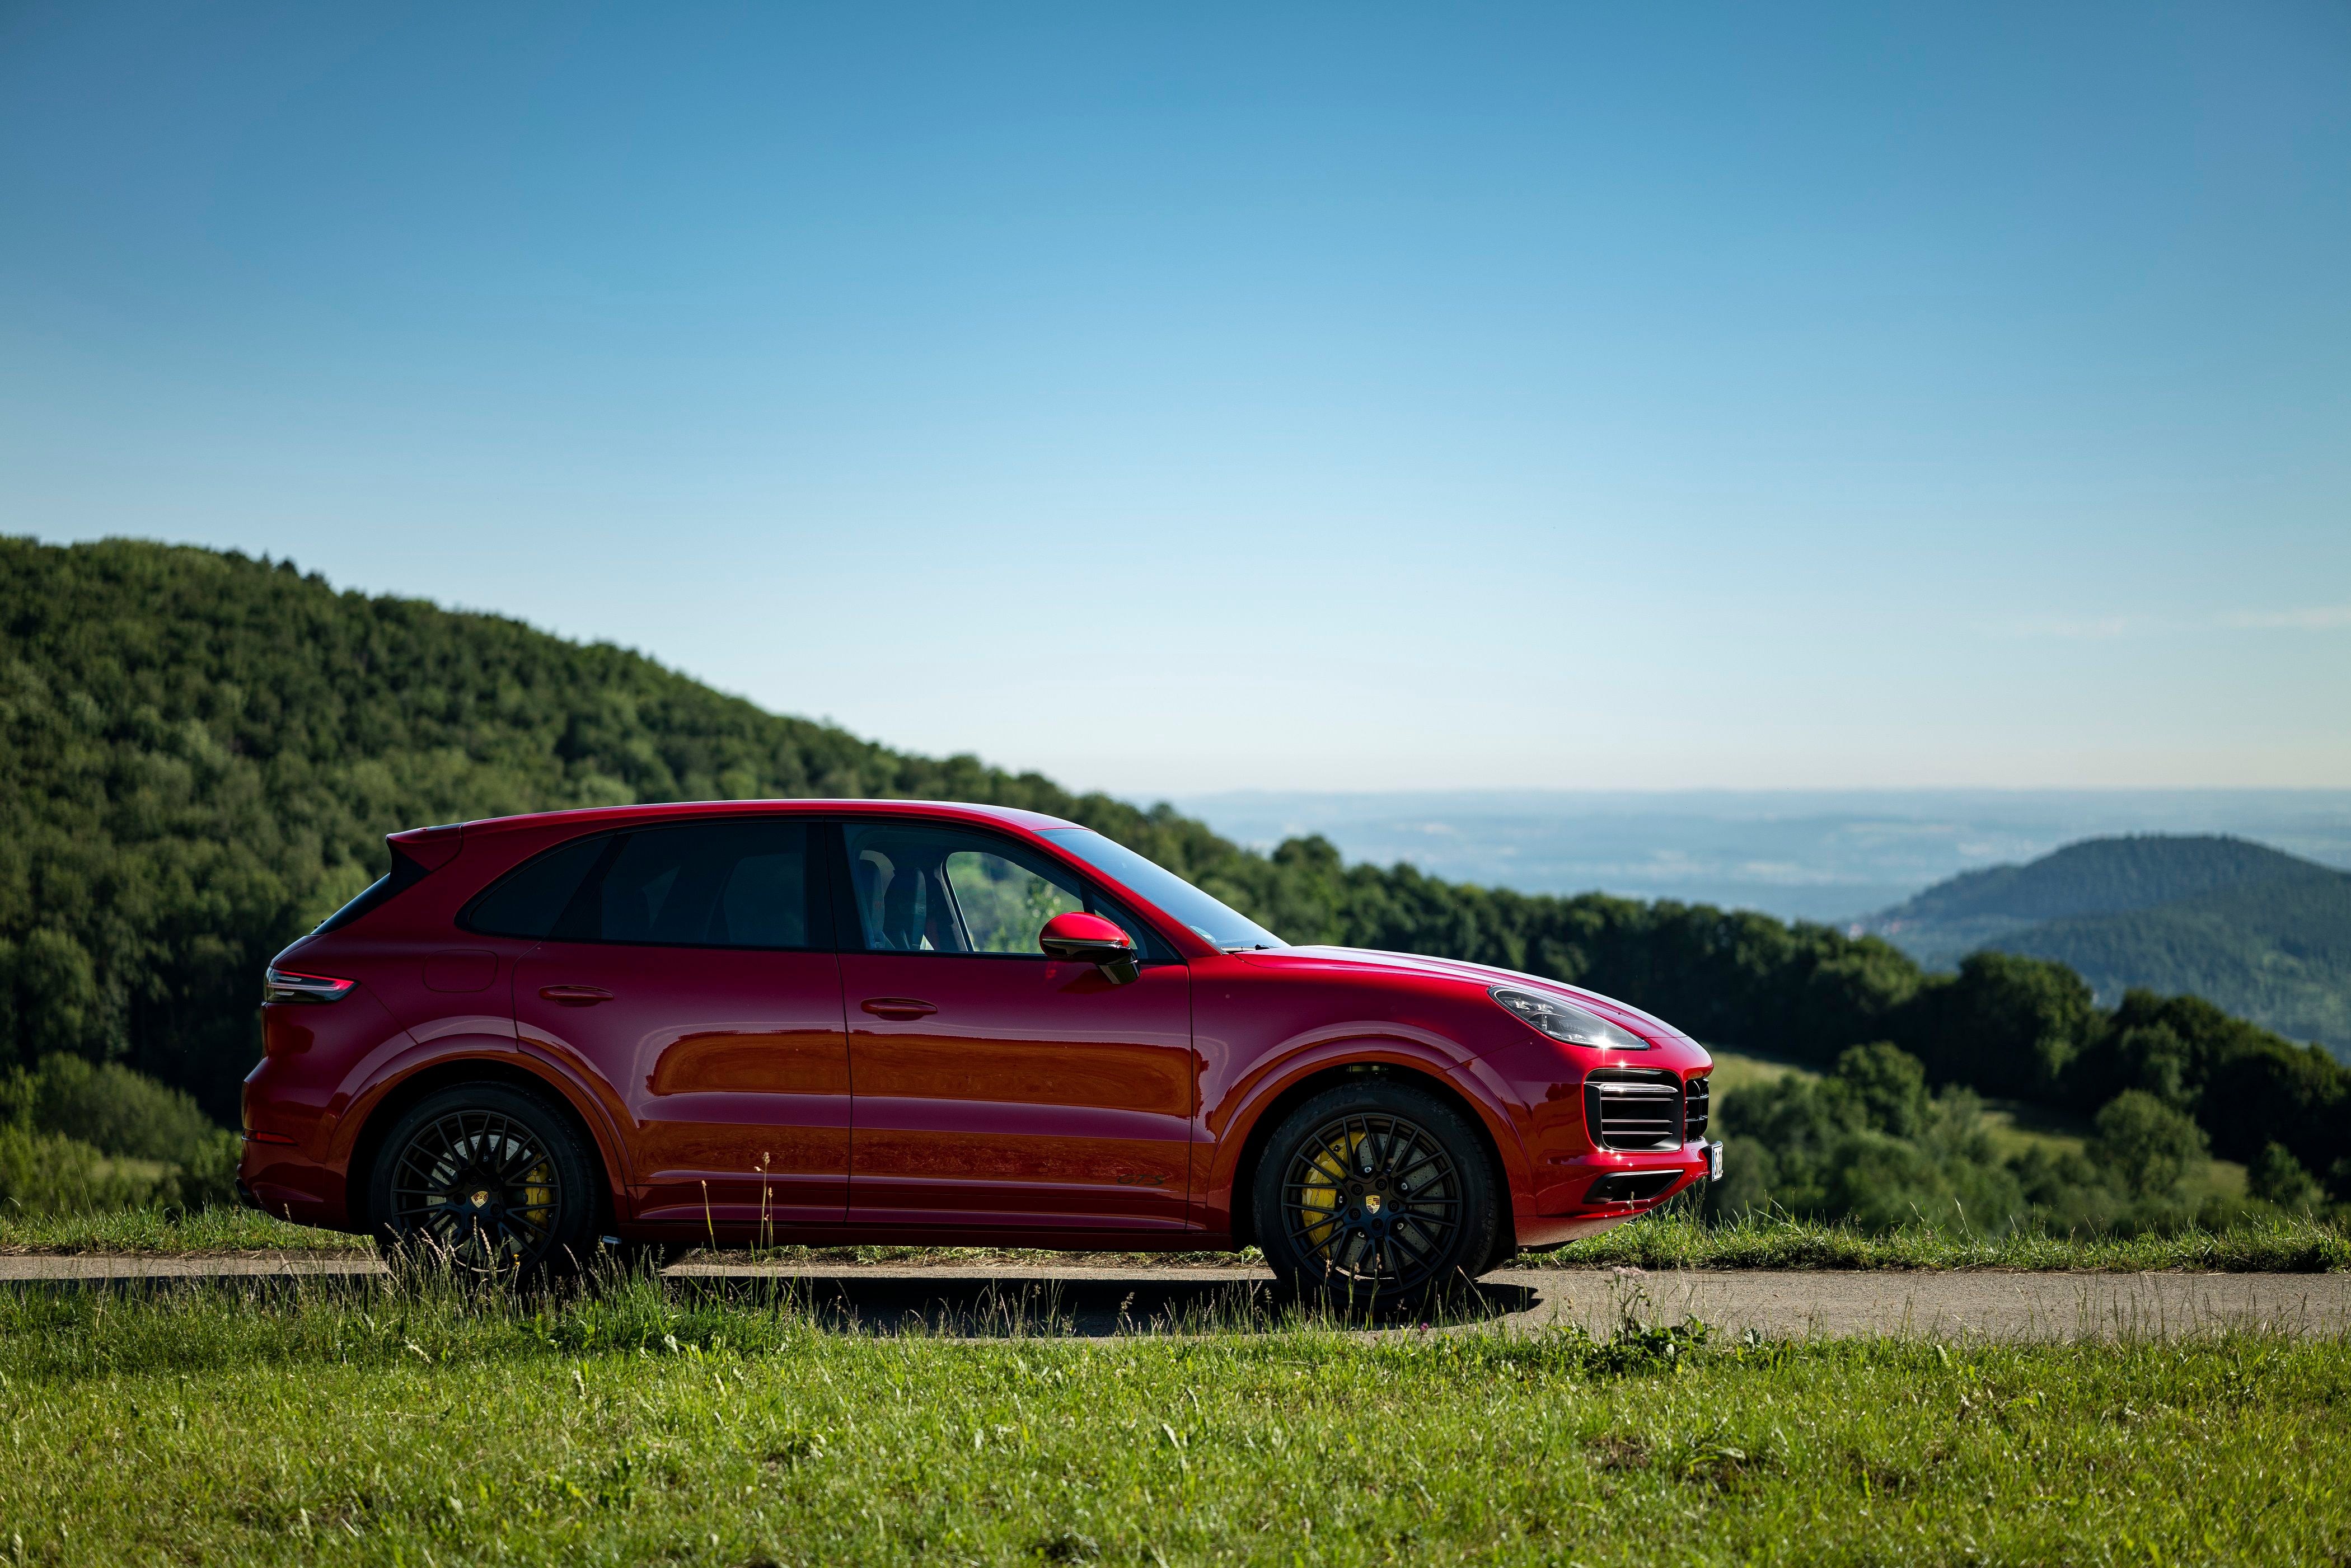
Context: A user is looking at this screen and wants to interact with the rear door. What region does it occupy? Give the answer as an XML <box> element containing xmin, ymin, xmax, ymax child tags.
<box><xmin>480</xmin><ymin>818</ymin><xmax>850</xmax><ymax>1233</ymax></box>
<box><xmin>834</xmin><ymin>819</ymin><xmax>1195</xmax><ymax>1234</ymax></box>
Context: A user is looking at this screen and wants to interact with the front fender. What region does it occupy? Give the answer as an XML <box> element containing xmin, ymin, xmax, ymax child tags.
<box><xmin>1198</xmin><ymin>1029</ymin><xmax>1537</xmax><ymax>1241</ymax></box>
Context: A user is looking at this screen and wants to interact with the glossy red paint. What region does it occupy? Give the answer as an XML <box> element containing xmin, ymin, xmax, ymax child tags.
<box><xmin>242</xmin><ymin>799</ymin><xmax>1717</xmax><ymax>1256</ymax></box>
<box><xmin>1036</xmin><ymin>909</ymin><xmax>1134</xmax><ymax>957</ymax></box>
<box><xmin>514</xmin><ymin>940</ymin><xmax>851</xmax><ymax>1232</ymax></box>
<box><xmin>842</xmin><ymin>949</ymin><xmax>1192</xmax><ymax>1236</ymax></box>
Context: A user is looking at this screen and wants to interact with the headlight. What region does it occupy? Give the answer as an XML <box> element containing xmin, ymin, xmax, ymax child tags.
<box><xmin>1489</xmin><ymin>985</ymin><xmax>1651</xmax><ymax>1050</ymax></box>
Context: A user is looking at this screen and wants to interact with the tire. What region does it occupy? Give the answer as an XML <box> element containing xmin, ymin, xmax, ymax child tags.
<box><xmin>1252</xmin><ymin>1079</ymin><xmax>1502</xmax><ymax>1311</ymax></box>
<box><xmin>367</xmin><ymin>1083</ymin><xmax>600</xmax><ymax>1279</ymax></box>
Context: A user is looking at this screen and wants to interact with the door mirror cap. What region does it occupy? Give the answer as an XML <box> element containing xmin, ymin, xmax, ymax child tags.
<box><xmin>1039</xmin><ymin>910</ymin><xmax>1141</xmax><ymax>984</ymax></box>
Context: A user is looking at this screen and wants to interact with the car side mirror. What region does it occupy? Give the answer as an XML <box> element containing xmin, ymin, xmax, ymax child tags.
<box><xmin>1039</xmin><ymin>910</ymin><xmax>1141</xmax><ymax>985</ymax></box>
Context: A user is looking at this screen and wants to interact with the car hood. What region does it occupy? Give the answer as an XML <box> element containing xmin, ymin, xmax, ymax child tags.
<box><xmin>1234</xmin><ymin>945</ymin><xmax>1704</xmax><ymax>1053</ymax></box>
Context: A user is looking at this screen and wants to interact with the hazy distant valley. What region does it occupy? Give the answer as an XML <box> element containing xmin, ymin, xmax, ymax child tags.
<box><xmin>1175</xmin><ymin>789</ymin><xmax>2351</xmax><ymax>924</ymax></box>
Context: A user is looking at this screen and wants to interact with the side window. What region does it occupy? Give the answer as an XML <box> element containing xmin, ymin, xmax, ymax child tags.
<box><xmin>845</xmin><ymin>822</ymin><xmax>1143</xmax><ymax>957</ymax></box>
<box><xmin>464</xmin><ymin>821</ymin><xmax>820</xmax><ymax>949</ymax></box>
<box><xmin>945</xmin><ymin>849</ymin><xmax>1084</xmax><ymax>952</ymax></box>
<box><xmin>597</xmin><ymin>821</ymin><xmax>817</xmax><ymax>948</ymax></box>
<box><xmin>465</xmin><ymin>834</ymin><xmax>609</xmax><ymax>939</ymax></box>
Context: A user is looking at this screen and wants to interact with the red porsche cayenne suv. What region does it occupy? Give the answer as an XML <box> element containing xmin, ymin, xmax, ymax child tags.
<box><xmin>243</xmin><ymin>800</ymin><xmax>1718</xmax><ymax>1301</ymax></box>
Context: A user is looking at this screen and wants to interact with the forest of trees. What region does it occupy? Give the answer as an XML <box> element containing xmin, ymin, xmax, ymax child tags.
<box><xmin>4</xmin><ymin>537</ymin><xmax>2348</xmax><ymax>1227</ymax></box>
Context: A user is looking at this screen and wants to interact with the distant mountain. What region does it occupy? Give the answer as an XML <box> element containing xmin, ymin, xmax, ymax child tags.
<box><xmin>1856</xmin><ymin>835</ymin><xmax>2351</xmax><ymax>1057</ymax></box>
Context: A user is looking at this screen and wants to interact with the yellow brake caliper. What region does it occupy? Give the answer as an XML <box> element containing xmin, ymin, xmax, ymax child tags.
<box><xmin>1296</xmin><ymin>1130</ymin><xmax>1364</xmax><ymax>1252</ymax></box>
<box><xmin>516</xmin><ymin>1159</ymin><xmax>556</xmax><ymax>1243</ymax></box>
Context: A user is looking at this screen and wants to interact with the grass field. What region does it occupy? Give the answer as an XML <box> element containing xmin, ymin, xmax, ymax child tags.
<box><xmin>1</xmin><ymin>1267</ymin><xmax>2345</xmax><ymax>1565</ymax></box>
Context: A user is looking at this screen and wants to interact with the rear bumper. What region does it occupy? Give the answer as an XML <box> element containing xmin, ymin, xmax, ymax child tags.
<box><xmin>237</xmin><ymin>1135</ymin><xmax>352</xmax><ymax>1229</ymax></box>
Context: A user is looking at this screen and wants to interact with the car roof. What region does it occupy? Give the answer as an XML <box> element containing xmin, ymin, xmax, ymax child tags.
<box><xmin>450</xmin><ymin>799</ymin><xmax>1081</xmax><ymax>840</ymax></box>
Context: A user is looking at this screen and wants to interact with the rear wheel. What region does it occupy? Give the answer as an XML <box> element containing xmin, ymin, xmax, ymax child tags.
<box><xmin>1252</xmin><ymin>1079</ymin><xmax>1501</xmax><ymax>1311</ymax></box>
<box><xmin>368</xmin><ymin>1083</ymin><xmax>598</xmax><ymax>1279</ymax></box>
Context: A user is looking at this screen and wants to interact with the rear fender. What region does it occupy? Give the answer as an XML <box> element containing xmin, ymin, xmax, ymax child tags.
<box><xmin>332</xmin><ymin>1039</ymin><xmax>638</xmax><ymax>1224</ymax></box>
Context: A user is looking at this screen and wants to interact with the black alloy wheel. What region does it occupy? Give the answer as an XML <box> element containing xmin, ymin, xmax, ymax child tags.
<box><xmin>1253</xmin><ymin>1079</ymin><xmax>1500</xmax><ymax>1309</ymax></box>
<box><xmin>368</xmin><ymin>1083</ymin><xmax>598</xmax><ymax>1278</ymax></box>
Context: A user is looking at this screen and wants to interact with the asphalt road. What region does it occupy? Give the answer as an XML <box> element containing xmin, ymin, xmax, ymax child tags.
<box><xmin>4</xmin><ymin>1254</ymin><xmax>2347</xmax><ymax>1341</ymax></box>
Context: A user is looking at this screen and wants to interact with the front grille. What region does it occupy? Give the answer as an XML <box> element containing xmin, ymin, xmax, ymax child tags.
<box><xmin>1583</xmin><ymin>1069</ymin><xmax>1684</xmax><ymax>1152</ymax></box>
<box><xmin>1684</xmin><ymin>1075</ymin><xmax>1711</xmax><ymax>1142</ymax></box>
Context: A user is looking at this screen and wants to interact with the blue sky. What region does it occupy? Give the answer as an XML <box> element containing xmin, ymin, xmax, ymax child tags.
<box><xmin>4</xmin><ymin>2</ymin><xmax>2346</xmax><ymax>794</ymax></box>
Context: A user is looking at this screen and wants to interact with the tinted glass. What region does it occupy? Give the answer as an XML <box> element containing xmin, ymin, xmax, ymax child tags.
<box><xmin>465</xmin><ymin>835</ymin><xmax>608</xmax><ymax>939</ymax></box>
<box><xmin>845</xmin><ymin>823</ymin><xmax>1151</xmax><ymax>957</ymax></box>
<box><xmin>1038</xmin><ymin>828</ymin><xmax>1285</xmax><ymax>951</ymax></box>
<box><xmin>466</xmin><ymin>821</ymin><xmax>819</xmax><ymax>948</ymax></box>
<box><xmin>595</xmin><ymin>821</ymin><xmax>816</xmax><ymax>948</ymax></box>
<box><xmin>314</xmin><ymin>847</ymin><xmax>439</xmax><ymax>935</ymax></box>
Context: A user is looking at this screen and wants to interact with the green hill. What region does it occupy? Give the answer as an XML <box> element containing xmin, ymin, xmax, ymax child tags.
<box><xmin>6</xmin><ymin>536</ymin><xmax>2348</xmax><ymax>1202</ymax></box>
<box><xmin>1858</xmin><ymin>837</ymin><xmax>2351</xmax><ymax>1057</ymax></box>
<box><xmin>0</xmin><ymin>537</ymin><xmax>1243</xmax><ymax>1112</ymax></box>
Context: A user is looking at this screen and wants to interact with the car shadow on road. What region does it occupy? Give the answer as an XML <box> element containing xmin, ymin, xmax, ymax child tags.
<box><xmin>667</xmin><ymin>1272</ymin><xmax>1538</xmax><ymax>1337</ymax></box>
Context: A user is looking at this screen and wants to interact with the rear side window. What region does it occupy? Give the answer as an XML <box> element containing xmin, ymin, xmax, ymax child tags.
<box><xmin>313</xmin><ymin>847</ymin><xmax>435</xmax><ymax>935</ymax></box>
<box><xmin>464</xmin><ymin>821</ymin><xmax>824</xmax><ymax>950</ymax></box>
<box><xmin>465</xmin><ymin>835</ymin><xmax>609</xmax><ymax>940</ymax></box>
<box><xmin>598</xmin><ymin>822</ymin><xmax>816</xmax><ymax>947</ymax></box>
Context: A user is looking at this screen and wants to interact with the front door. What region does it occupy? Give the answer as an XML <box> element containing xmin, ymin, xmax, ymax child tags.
<box><xmin>835</xmin><ymin>820</ymin><xmax>1194</xmax><ymax>1233</ymax></box>
<box><xmin>493</xmin><ymin>817</ymin><xmax>849</xmax><ymax>1236</ymax></box>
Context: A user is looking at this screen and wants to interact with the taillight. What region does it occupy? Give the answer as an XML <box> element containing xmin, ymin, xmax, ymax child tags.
<box><xmin>264</xmin><ymin>967</ymin><xmax>356</xmax><ymax>1004</ymax></box>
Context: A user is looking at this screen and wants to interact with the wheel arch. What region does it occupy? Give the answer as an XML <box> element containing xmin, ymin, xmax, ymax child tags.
<box><xmin>343</xmin><ymin>1058</ymin><xmax>624</xmax><ymax>1235</ymax></box>
<box><xmin>1223</xmin><ymin>1059</ymin><xmax>1516</xmax><ymax>1253</ymax></box>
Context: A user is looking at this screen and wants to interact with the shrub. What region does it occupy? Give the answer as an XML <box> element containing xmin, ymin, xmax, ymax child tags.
<box><xmin>163</xmin><ymin>1128</ymin><xmax>245</xmax><ymax>1209</ymax></box>
<box><xmin>0</xmin><ymin>1125</ymin><xmax>164</xmax><ymax>1215</ymax></box>
<box><xmin>14</xmin><ymin>1054</ymin><xmax>221</xmax><ymax>1165</ymax></box>
<box><xmin>2010</xmin><ymin>1144</ymin><xmax>2125</xmax><ymax>1233</ymax></box>
<box><xmin>2248</xmin><ymin>1142</ymin><xmax>2324</xmax><ymax>1212</ymax></box>
<box><xmin>1833</xmin><ymin>1041</ymin><xmax>1929</xmax><ymax>1137</ymax></box>
<box><xmin>2087</xmin><ymin>1090</ymin><xmax>2208</xmax><ymax>1203</ymax></box>
<box><xmin>0</xmin><ymin>1056</ymin><xmax>240</xmax><ymax>1214</ymax></box>
<box><xmin>1707</xmin><ymin>1044</ymin><xmax>2026</xmax><ymax>1234</ymax></box>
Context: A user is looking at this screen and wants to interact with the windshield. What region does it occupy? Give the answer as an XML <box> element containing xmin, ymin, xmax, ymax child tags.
<box><xmin>1040</xmin><ymin>829</ymin><xmax>1286</xmax><ymax>952</ymax></box>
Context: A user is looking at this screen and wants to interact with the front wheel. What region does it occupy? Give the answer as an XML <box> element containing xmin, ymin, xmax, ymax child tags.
<box><xmin>368</xmin><ymin>1083</ymin><xmax>599</xmax><ymax>1279</ymax></box>
<box><xmin>1252</xmin><ymin>1079</ymin><xmax>1502</xmax><ymax>1311</ymax></box>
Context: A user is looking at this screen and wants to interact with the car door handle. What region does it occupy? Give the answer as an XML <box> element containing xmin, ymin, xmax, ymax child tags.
<box><xmin>860</xmin><ymin>997</ymin><xmax>938</xmax><ymax>1020</ymax></box>
<box><xmin>538</xmin><ymin>985</ymin><xmax>614</xmax><ymax>1006</ymax></box>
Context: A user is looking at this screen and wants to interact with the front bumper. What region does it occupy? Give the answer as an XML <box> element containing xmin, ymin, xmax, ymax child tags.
<box><xmin>1512</xmin><ymin>1138</ymin><xmax>1721</xmax><ymax>1251</ymax></box>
